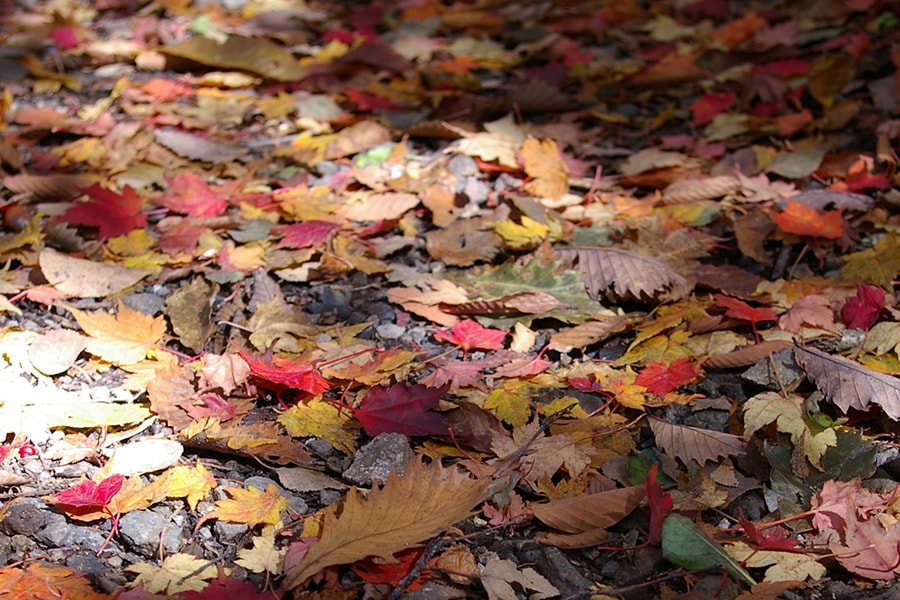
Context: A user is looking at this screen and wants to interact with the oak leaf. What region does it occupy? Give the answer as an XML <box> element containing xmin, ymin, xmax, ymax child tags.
<box><xmin>282</xmin><ymin>457</ymin><xmax>487</xmax><ymax>589</ymax></box>
<box><xmin>67</xmin><ymin>300</ymin><xmax>166</xmax><ymax>365</ymax></box>
<box><xmin>480</xmin><ymin>557</ymin><xmax>559</xmax><ymax>600</ymax></box>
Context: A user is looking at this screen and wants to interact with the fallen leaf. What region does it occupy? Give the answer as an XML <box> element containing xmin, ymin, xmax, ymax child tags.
<box><xmin>196</xmin><ymin>484</ymin><xmax>289</xmax><ymax>530</ymax></box>
<box><xmin>57</xmin><ymin>184</ymin><xmax>147</xmax><ymax>240</ymax></box>
<box><xmin>66</xmin><ymin>300</ymin><xmax>166</xmax><ymax>365</ymax></box>
<box><xmin>282</xmin><ymin>457</ymin><xmax>487</xmax><ymax>588</ymax></box>
<box><xmin>126</xmin><ymin>553</ymin><xmax>218</xmax><ymax>595</ymax></box>
<box><xmin>355</xmin><ymin>383</ymin><xmax>449</xmax><ymax>437</ymax></box>
<box><xmin>480</xmin><ymin>556</ymin><xmax>559</xmax><ymax>600</ymax></box>
<box><xmin>40</xmin><ymin>247</ymin><xmax>151</xmax><ymax>298</ymax></box>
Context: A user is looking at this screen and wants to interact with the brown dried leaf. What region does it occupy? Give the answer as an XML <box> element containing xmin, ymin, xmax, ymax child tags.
<box><xmin>283</xmin><ymin>457</ymin><xmax>487</xmax><ymax>588</ymax></box>
<box><xmin>2</xmin><ymin>173</ymin><xmax>93</xmax><ymax>199</ymax></box>
<box><xmin>554</xmin><ymin>246</ymin><xmax>689</xmax><ymax>303</ymax></box>
<box><xmin>662</xmin><ymin>175</ymin><xmax>741</xmax><ymax>204</ymax></box>
<box><xmin>426</xmin><ymin>217</ymin><xmax>502</xmax><ymax>266</ymax></box>
<box><xmin>550</xmin><ymin>314</ymin><xmax>641</xmax><ymax>350</ymax></box>
<box><xmin>704</xmin><ymin>339</ymin><xmax>793</xmax><ymax>369</ymax></box>
<box><xmin>647</xmin><ymin>415</ymin><xmax>745</xmax><ymax>465</ymax></box>
<box><xmin>441</xmin><ymin>292</ymin><xmax>562</xmax><ymax>317</ymax></box>
<box><xmin>793</xmin><ymin>345</ymin><xmax>900</xmax><ymax>420</ymax></box>
<box><xmin>532</xmin><ymin>485</ymin><xmax>645</xmax><ymax>548</ymax></box>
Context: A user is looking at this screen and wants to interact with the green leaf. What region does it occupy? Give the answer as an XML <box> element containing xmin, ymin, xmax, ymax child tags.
<box><xmin>661</xmin><ymin>513</ymin><xmax>756</xmax><ymax>586</ymax></box>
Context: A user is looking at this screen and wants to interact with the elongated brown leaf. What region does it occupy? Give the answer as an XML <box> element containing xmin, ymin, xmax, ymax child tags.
<box><xmin>662</xmin><ymin>175</ymin><xmax>741</xmax><ymax>204</ymax></box>
<box><xmin>282</xmin><ymin>457</ymin><xmax>487</xmax><ymax>589</ymax></box>
<box><xmin>549</xmin><ymin>313</ymin><xmax>642</xmax><ymax>350</ymax></box>
<box><xmin>648</xmin><ymin>415</ymin><xmax>745</xmax><ymax>465</ymax></box>
<box><xmin>532</xmin><ymin>485</ymin><xmax>644</xmax><ymax>548</ymax></box>
<box><xmin>704</xmin><ymin>339</ymin><xmax>794</xmax><ymax>369</ymax></box>
<box><xmin>441</xmin><ymin>292</ymin><xmax>562</xmax><ymax>317</ymax></box>
<box><xmin>793</xmin><ymin>344</ymin><xmax>900</xmax><ymax>420</ymax></box>
<box><xmin>554</xmin><ymin>246</ymin><xmax>689</xmax><ymax>303</ymax></box>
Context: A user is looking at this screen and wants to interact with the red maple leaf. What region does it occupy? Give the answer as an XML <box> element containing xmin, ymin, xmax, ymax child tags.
<box><xmin>715</xmin><ymin>294</ymin><xmax>777</xmax><ymax>342</ymax></box>
<box><xmin>840</xmin><ymin>283</ymin><xmax>884</xmax><ymax>330</ymax></box>
<box><xmin>646</xmin><ymin>464</ymin><xmax>672</xmax><ymax>546</ymax></box>
<box><xmin>434</xmin><ymin>320</ymin><xmax>506</xmax><ymax>358</ymax></box>
<box><xmin>180</xmin><ymin>393</ymin><xmax>241</xmax><ymax>423</ymax></box>
<box><xmin>157</xmin><ymin>220</ymin><xmax>208</xmax><ymax>255</ymax></box>
<box><xmin>274</xmin><ymin>220</ymin><xmax>340</xmax><ymax>249</ymax></box>
<box><xmin>691</xmin><ymin>91</ymin><xmax>735</xmax><ymax>126</ymax></box>
<box><xmin>158</xmin><ymin>173</ymin><xmax>227</xmax><ymax>218</ymax></box>
<box><xmin>567</xmin><ymin>375</ymin><xmax>604</xmax><ymax>393</ymax></box>
<box><xmin>54</xmin><ymin>474</ymin><xmax>124</xmax><ymax>508</ymax></box>
<box><xmin>356</xmin><ymin>383</ymin><xmax>449</xmax><ymax>436</ymax></box>
<box><xmin>635</xmin><ymin>358</ymin><xmax>697</xmax><ymax>397</ymax></box>
<box><xmin>181</xmin><ymin>573</ymin><xmax>281</xmax><ymax>600</ymax></box>
<box><xmin>240</xmin><ymin>351</ymin><xmax>331</xmax><ymax>402</ymax></box>
<box><xmin>351</xmin><ymin>548</ymin><xmax>431</xmax><ymax>590</ymax></box>
<box><xmin>770</xmin><ymin>199</ymin><xmax>844</xmax><ymax>240</ymax></box>
<box><xmin>58</xmin><ymin>184</ymin><xmax>147</xmax><ymax>240</ymax></box>
<box><xmin>738</xmin><ymin>511</ymin><xmax>801</xmax><ymax>552</ymax></box>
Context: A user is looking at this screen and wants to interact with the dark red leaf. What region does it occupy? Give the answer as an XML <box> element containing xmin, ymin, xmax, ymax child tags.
<box><xmin>54</xmin><ymin>474</ymin><xmax>125</xmax><ymax>509</ymax></box>
<box><xmin>840</xmin><ymin>283</ymin><xmax>884</xmax><ymax>330</ymax></box>
<box><xmin>646</xmin><ymin>464</ymin><xmax>672</xmax><ymax>546</ymax></box>
<box><xmin>181</xmin><ymin>573</ymin><xmax>281</xmax><ymax>600</ymax></box>
<box><xmin>738</xmin><ymin>511</ymin><xmax>800</xmax><ymax>552</ymax></box>
<box><xmin>356</xmin><ymin>383</ymin><xmax>449</xmax><ymax>436</ymax></box>
<box><xmin>57</xmin><ymin>184</ymin><xmax>147</xmax><ymax>240</ymax></box>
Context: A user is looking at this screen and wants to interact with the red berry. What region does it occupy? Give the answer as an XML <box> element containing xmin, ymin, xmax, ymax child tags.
<box><xmin>18</xmin><ymin>444</ymin><xmax>36</xmax><ymax>458</ymax></box>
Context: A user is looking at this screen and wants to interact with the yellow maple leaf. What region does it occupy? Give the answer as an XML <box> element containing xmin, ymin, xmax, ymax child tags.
<box><xmin>236</xmin><ymin>530</ymin><xmax>285</xmax><ymax>575</ymax></box>
<box><xmin>127</xmin><ymin>553</ymin><xmax>217</xmax><ymax>595</ymax></box>
<box><xmin>278</xmin><ymin>398</ymin><xmax>359</xmax><ymax>454</ymax></box>
<box><xmin>485</xmin><ymin>381</ymin><xmax>533</xmax><ymax>427</ymax></box>
<box><xmin>743</xmin><ymin>392</ymin><xmax>836</xmax><ymax>469</ymax></box>
<box><xmin>726</xmin><ymin>541</ymin><xmax>825</xmax><ymax>583</ymax></box>
<box><xmin>522</xmin><ymin>137</ymin><xmax>569</xmax><ymax>200</ymax></box>
<box><xmin>493</xmin><ymin>216</ymin><xmax>548</xmax><ymax>251</ymax></box>
<box><xmin>67</xmin><ymin>300</ymin><xmax>166</xmax><ymax>365</ymax></box>
<box><xmin>197</xmin><ymin>484</ymin><xmax>289</xmax><ymax>529</ymax></box>
<box><xmin>157</xmin><ymin>463</ymin><xmax>217</xmax><ymax>510</ymax></box>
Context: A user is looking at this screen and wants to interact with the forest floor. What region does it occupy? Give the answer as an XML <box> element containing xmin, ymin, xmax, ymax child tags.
<box><xmin>0</xmin><ymin>1</ymin><xmax>899</xmax><ymax>599</ymax></box>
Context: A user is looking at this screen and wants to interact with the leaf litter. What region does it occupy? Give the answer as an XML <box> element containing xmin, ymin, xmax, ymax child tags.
<box><xmin>0</xmin><ymin>0</ymin><xmax>898</xmax><ymax>599</ymax></box>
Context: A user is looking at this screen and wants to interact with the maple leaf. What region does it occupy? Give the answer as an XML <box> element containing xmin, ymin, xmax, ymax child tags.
<box><xmin>714</xmin><ymin>293</ymin><xmax>776</xmax><ymax>342</ymax></box>
<box><xmin>840</xmin><ymin>283</ymin><xmax>884</xmax><ymax>330</ymax></box>
<box><xmin>635</xmin><ymin>358</ymin><xmax>697</xmax><ymax>396</ymax></box>
<box><xmin>351</xmin><ymin>547</ymin><xmax>431</xmax><ymax>590</ymax></box>
<box><xmin>725</xmin><ymin>541</ymin><xmax>825</xmax><ymax>583</ymax></box>
<box><xmin>433</xmin><ymin>319</ymin><xmax>507</xmax><ymax>358</ymax></box>
<box><xmin>67</xmin><ymin>300</ymin><xmax>166</xmax><ymax>365</ymax></box>
<box><xmin>156</xmin><ymin>463</ymin><xmax>217</xmax><ymax>511</ymax></box>
<box><xmin>282</xmin><ymin>457</ymin><xmax>487</xmax><ymax>589</ymax></box>
<box><xmin>240</xmin><ymin>350</ymin><xmax>332</xmax><ymax>398</ymax></box>
<box><xmin>743</xmin><ymin>392</ymin><xmax>836</xmax><ymax>468</ymax></box>
<box><xmin>0</xmin><ymin>563</ymin><xmax>111</xmax><ymax>600</ymax></box>
<box><xmin>778</xmin><ymin>293</ymin><xmax>839</xmax><ymax>334</ymax></box>
<box><xmin>274</xmin><ymin>219</ymin><xmax>340</xmax><ymax>249</ymax></box>
<box><xmin>195</xmin><ymin>484</ymin><xmax>289</xmax><ymax>530</ymax></box>
<box><xmin>236</xmin><ymin>531</ymin><xmax>285</xmax><ymax>575</ymax></box>
<box><xmin>127</xmin><ymin>553</ymin><xmax>218</xmax><ymax>595</ymax></box>
<box><xmin>278</xmin><ymin>398</ymin><xmax>359</xmax><ymax>454</ymax></box>
<box><xmin>355</xmin><ymin>383</ymin><xmax>449</xmax><ymax>437</ymax></box>
<box><xmin>480</xmin><ymin>557</ymin><xmax>559</xmax><ymax>600</ymax></box>
<box><xmin>158</xmin><ymin>173</ymin><xmax>227</xmax><ymax>217</ymax></box>
<box><xmin>737</xmin><ymin>512</ymin><xmax>800</xmax><ymax>552</ymax></box>
<box><xmin>420</xmin><ymin>357</ymin><xmax>493</xmax><ymax>391</ymax></box>
<box><xmin>57</xmin><ymin>184</ymin><xmax>147</xmax><ymax>240</ymax></box>
<box><xmin>51</xmin><ymin>474</ymin><xmax>124</xmax><ymax>511</ymax></box>
<box><xmin>770</xmin><ymin>199</ymin><xmax>844</xmax><ymax>239</ymax></box>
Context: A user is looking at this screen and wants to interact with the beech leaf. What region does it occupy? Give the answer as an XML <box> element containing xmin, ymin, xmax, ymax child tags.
<box><xmin>794</xmin><ymin>344</ymin><xmax>900</xmax><ymax>420</ymax></box>
<box><xmin>532</xmin><ymin>485</ymin><xmax>645</xmax><ymax>548</ymax></box>
<box><xmin>648</xmin><ymin>415</ymin><xmax>745</xmax><ymax>466</ymax></box>
<box><xmin>282</xmin><ymin>457</ymin><xmax>487</xmax><ymax>589</ymax></box>
<box><xmin>554</xmin><ymin>246</ymin><xmax>689</xmax><ymax>303</ymax></box>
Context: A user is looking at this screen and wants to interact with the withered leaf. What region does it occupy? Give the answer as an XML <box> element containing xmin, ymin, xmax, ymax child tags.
<box><xmin>555</xmin><ymin>246</ymin><xmax>690</xmax><ymax>303</ymax></box>
<box><xmin>793</xmin><ymin>344</ymin><xmax>900</xmax><ymax>421</ymax></box>
<box><xmin>647</xmin><ymin>415</ymin><xmax>745</xmax><ymax>465</ymax></box>
<box><xmin>282</xmin><ymin>457</ymin><xmax>487</xmax><ymax>588</ymax></box>
<box><xmin>532</xmin><ymin>485</ymin><xmax>645</xmax><ymax>548</ymax></box>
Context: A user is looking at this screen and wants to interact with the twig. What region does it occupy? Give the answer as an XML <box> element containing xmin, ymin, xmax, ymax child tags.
<box><xmin>387</xmin><ymin>537</ymin><xmax>447</xmax><ymax>600</ymax></box>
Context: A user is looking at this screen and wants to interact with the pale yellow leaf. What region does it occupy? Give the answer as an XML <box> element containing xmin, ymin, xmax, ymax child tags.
<box><xmin>126</xmin><ymin>553</ymin><xmax>217</xmax><ymax>595</ymax></box>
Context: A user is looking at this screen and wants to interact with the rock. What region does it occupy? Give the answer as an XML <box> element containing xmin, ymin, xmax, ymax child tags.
<box><xmin>35</xmin><ymin>513</ymin><xmax>76</xmax><ymax>547</ymax></box>
<box><xmin>1</xmin><ymin>498</ymin><xmax>48</xmax><ymax>535</ymax></box>
<box><xmin>118</xmin><ymin>510</ymin><xmax>181</xmax><ymax>556</ymax></box>
<box><xmin>516</xmin><ymin>545</ymin><xmax>593</xmax><ymax>597</ymax></box>
<box><xmin>214</xmin><ymin>521</ymin><xmax>248</xmax><ymax>543</ymax></box>
<box><xmin>742</xmin><ymin>348</ymin><xmax>804</xmax><ymax>389</ymax></box>
<box><xmin>343</xmin><ymin>433</ymin><xmax>414</xmax><ymax>486</ymax></box>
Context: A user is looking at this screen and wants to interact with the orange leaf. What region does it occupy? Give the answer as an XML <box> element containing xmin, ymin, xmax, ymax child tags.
<box><xmin>770</xmin><ymin>199</ymin><xmax>844</xmax><ymax>239</ymax></box>
<box><xmin>0</xmin><ymin>562</ymin><xmax>110</xmax><ymax>600</ymax></box>
<box><xmin>67</xmin><ymin>300</ymin><xmax>167</xmax><ymax>365</ymax></box>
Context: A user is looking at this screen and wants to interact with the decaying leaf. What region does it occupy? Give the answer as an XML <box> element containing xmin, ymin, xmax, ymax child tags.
<box><xmin>555</xmin><ymin>246</ymin><xmax>689</xmax><ymax>303</ymax></box>
<box><xmin>282</xmin><ymin>458</ymin><xmax>487</xmax><ymax>588</ymax></box>
<box><xmin>480</xmin><ymin>556</ymin><xmax>559</xmax><ymax>600</ymax></box>
<box><xmin>794</xmin><ymin>344</ymin><xmax>900</xmax><ymax>420</ymax></box>
<box><xmin>532</xmin><ymin>485</ymin><xmax>645</xmax><ymax>547</ymax></box>
<box><xmin>648</xmin><ymin>415</ymin><xmax>745</xmax><ymax>466</ymax></box>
